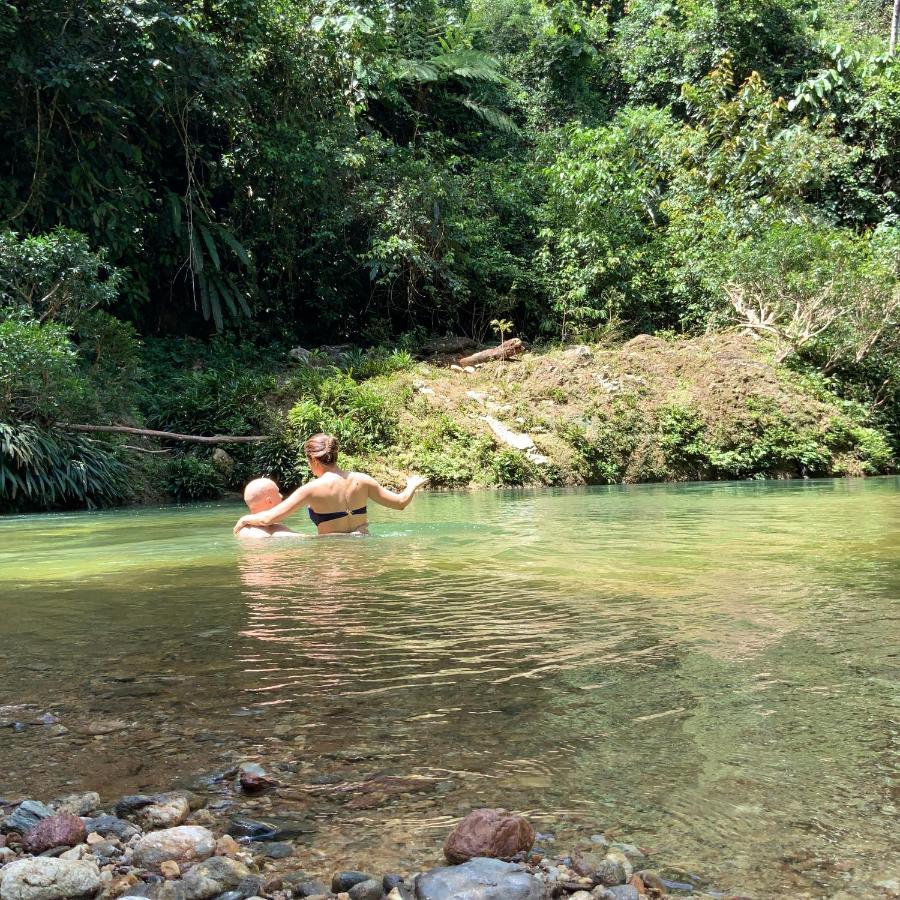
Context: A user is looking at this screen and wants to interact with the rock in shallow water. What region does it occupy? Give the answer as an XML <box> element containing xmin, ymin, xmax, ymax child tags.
<box><xmin>331</xmin><ymin>872</ymin><xmax>373</xmax><ymax>893</ymax></box>
<box><xmin>602</xmin><ymin>886</ymin><xmax>639</xmax><ymax>900</ymax></box>
<box><xmin>443</xmin><ymin>809</ymin><xmax>535</xmax><ymax>864</ymax></box>
<box><xmin>22</xmin><ymin>813</ymin><xmax>87</xmax><ymax>854</ymax></box>
<box><xmin>347</xmin><ymin>879</ymin><xmax>382</xmax><ymax>900</ymax></box>
<box><xmin>227</xmin><ymin>817</ymin><xmax>313</xmax><ymax>843</ymax></box>
<box><xmin>49</xmin><ymin>794</ymin><xmax>100</xmax><ymax>818</ymax></box>
<box><xmin>131</xmin><ymin>827</ymin><xmax>216</xmax><ymax>872</ymax></box>
<box><xmin>181</xmin><ymin>856</ymin><xmax>252</xmax><ymax>900</ymax></box>
<box><xmin>291</xmin><ymin>881</ymin><xmax>329</xmax><ymax>898</ymax></box>
<box><xmin>115</xmin><ymin>794</ymin><xmax>190</xmax><ymax>830</ymax></box>
<box><xmin>415</xmin><ymin>858</ymin><xmax>544</xmax><ymax>900</ymax></box>
<box><xmin>0</xmin><ymin>857</ymin><xmax>100</xmax><ymax>900</ymax></box>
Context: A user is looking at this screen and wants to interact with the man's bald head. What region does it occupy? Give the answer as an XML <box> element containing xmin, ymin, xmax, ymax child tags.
<box><xmin>243</xmin><ymin>478</ymin><xmax>283</xmax><ymax>513</ymax></box>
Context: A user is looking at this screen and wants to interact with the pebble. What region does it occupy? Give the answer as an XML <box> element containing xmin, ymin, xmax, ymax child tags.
<box><xmin>160</xmin><ymin>861</ymin><xmax>181</xmax><ymax>880</ymax></box>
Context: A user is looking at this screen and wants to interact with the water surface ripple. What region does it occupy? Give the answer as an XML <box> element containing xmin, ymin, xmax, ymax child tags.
<box><xmin>1</xmin><ymin>478</ymin><xmax>898</xmax><ymax>898</ymax></box>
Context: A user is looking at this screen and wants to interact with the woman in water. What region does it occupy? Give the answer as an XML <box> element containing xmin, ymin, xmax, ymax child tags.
<box><xmin>233</xmin><ymin>433</ymin><xmax>427</xmax><ymax>536</ymax></box>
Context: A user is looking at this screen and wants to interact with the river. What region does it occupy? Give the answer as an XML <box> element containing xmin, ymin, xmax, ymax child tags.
<box><xmin>1</xmin><ymin>478</ymin><xmax>898</xmax><ymax>897</ymax></box>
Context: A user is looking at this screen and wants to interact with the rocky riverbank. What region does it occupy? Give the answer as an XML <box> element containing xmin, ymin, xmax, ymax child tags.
<box><xmin>0</xmin><ymin>786</ymin><xmax>723</xmax><ymax>900</ymax></box>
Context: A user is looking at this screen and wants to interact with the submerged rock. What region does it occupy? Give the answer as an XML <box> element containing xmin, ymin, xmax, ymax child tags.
<box><xmin>262</xmin><ymin>843</ymin><xmax>292</xmax><ymax>860</ymax></box>
<box><xmin>22</xmin><ymin>813</ymin><xmax>87</xmax><ymax>854</ymax></box>
<box><xmin>415</xmin><ymin>858</ymin><xmax>544</xmax><ymax>900</ymax></box>
<box><xmin>132</xmin><ymin>826</ymin><xmax>216</xmax><ymax>872</ymax></box>
<box><xmin>443</xmin><ymin>809</ymin><xmax>535</xmax><ymax>864</ymax></box>
<box><xmin>594</xmin><ymin>857</ymin><xmax>629</xmax><ymax>887</ymax></box>
<box><xmin>0</xmin><ymin>857</ymin><xmax>100</xmax><ymax>900</ymax></box>
<box><xmin>226</xmin><ymin>817</ymin><xmax>313</xmax><ymax>842</ymax></box>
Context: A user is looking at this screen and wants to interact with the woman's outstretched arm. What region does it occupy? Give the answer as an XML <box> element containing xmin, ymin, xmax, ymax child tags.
<box><xmin>233</xmin><ymin>483</ymin><xmax>315</xmax><ymax>534</ymax></box>
<box><xmin>365</xmin><ymin>474</ymin><xmax>428</xmax><ymax>510</ymax></box>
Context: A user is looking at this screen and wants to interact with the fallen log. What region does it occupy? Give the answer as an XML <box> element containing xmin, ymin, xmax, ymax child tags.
<box><xmin>56</xmin><ymin>424</ymin><xmax>270</xmax><ymax>444</ymax></box>
<box><xmin>458</xmin><ymin>338</ymin><xmax>524</xmax><ymax>367</ymax></box>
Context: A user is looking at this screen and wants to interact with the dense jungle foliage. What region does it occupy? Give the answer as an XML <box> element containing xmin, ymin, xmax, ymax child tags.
<box><xmin>0</xmin><ymin>0</ymin><xmax>898</xmax><ymax>509</ymax></box>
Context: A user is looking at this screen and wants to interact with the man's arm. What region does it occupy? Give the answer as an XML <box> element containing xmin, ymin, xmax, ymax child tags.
<box><xmin>233</xmin><ymin>483</ymin><xmax>315</xmax><ymax>535</ymax></box>
<box><xmin>364</xmin><ymin>474</ymin><xmax>428</xmax><ymax>510</ymax></box>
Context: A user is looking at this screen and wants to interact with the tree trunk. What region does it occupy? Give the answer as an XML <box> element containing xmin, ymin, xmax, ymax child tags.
<box><xmin>57</xmin><ymin>424</ymin><xmax>270</xmax><ymax>444</ymax></box>
<box><xmin>458</xmin><ymin>338</ymin><xmax>524</xmax><ymax>367</ymax></box>
<box><xmin>892</xmin><ymin>0</ymin><xmax>899</xmax><ymax>54</ymax></box>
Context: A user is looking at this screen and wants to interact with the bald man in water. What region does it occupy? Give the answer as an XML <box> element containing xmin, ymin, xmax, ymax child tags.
<box><xmin>237</xmin><ymin>478</ymin><xmax>301</xmax><ymax>538</ymax></box>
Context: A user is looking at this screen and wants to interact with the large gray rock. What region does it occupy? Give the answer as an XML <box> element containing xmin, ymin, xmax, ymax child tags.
<box><xmin>1</xmin><ymin>801</ymin><xmax>54</xmax><ymax>835</ymax></box>
<box><xmin>131</xmin><ymin>826</ymin><xmax>216</xmax><ymax>872</ymax></box>
<box><xmin>181</xmin><ymin>857</ymin><xmax>252</xmax><ymax>900</ymax></box>
<box><xmin>49</xmin><ymin>794</ymin><xmax>101</xmax><ymax>818</ymax></box>
<box><xmin>415</xmin><ymin>858</ymin><xmax>544</xmax><ymax>900</ymax></box>
<box><xmin>0</xmin><ymin>858</ymin><xmax>100</xmax><ymax>900</ymax></box>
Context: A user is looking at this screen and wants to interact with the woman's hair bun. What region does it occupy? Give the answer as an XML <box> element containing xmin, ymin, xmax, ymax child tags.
<box><xmin>304</xmin><ymin>433</ymin><xmax>339</xmax><ymax>466</ymax></box>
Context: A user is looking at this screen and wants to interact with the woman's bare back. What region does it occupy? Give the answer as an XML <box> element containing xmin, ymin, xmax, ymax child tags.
<box><xmin>307</xmin><ymin>470</ymin><xmax>371</xmax><ymax>534</ymax></box>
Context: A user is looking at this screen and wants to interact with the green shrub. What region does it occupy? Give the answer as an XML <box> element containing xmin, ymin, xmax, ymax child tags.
<box><xmin>823</xmin><ymin>419</ymin><xmax>894</xmax><ymax>475</ymax></box>
<box><xmin>144</xmin><ymin>368</ymin><xmax>276</xmax><ymax>437</ymax></box>
<box><xmin>287</xmin><ymin>373</ymin><xmax>397</xmax><ymax>455</ymax></box>
<box><xmin>0</xmin><ymin>423</ymin><xmax>131</xmax><ymax>511</ymax></box>
<box><xmin>241</xmin><ymin>429</ymin><xmax>307</xmax><ymax>490</ymax></box>
<box><xmin>400</xmin><ymin>414</ymin><xmax>492</xmax><ymax>487</ymax></box>
<box><xmin>656</xmin><ymin>404</ymin><xmax>710</xmax><ymax>477</ymax></box>
<box><xmin>487</xmin><ymin>448</ymin><xmax>539</xmax><ymax>486</ymax></box>
<box><xmin>166</xmin><ymin>455</ymin><xmax>226</xmax><ymax>503</ymax></box>
<box><xmin>558</xmin><ymin>413</ymin><xmax>644</xmax><ymax>483</ymax></box>
<box><xmin>0</xmin><ymin>229</ymin><xmax>122</xmax><ymax>323</ymax></box>
<box><xmin>0</xmin><ymin>315</ymin><xmax>91</xmax><ymax>421</ymax></box>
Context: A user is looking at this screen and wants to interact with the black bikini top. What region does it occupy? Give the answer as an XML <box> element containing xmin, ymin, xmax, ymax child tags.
<box><xmin>308</xmin><ymin>506</ymin><xmax>367</xmax><ymax>526</ymax></box>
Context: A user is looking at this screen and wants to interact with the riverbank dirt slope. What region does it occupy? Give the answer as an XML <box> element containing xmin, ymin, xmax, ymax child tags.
<box><xmin>355</xmin><ymin>333</ymin><xmax>892</xmax><ymax>487</ymax></box>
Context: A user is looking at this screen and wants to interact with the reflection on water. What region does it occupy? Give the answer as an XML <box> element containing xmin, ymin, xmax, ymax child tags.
<box><xmin>1</xmin><ymin>478</ymin><xmax>899</xmax><ymax>897</ymax></box>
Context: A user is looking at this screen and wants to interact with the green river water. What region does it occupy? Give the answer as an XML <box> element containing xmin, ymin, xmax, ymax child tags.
<box><xmin>1</xmin><ymin>478</ymin><xmax>898</xmax><ymax>898</ymax></box>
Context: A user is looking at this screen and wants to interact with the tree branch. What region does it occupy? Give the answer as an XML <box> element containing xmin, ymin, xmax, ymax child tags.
<box><xmin>56</xmin><ymin>423</ymin><xmax>270</xmax><ymax>443</ymax></box>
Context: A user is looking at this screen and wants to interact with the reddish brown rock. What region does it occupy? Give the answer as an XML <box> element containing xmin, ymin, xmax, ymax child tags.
<box><xmin>238</xmin><ymin>771</ymin><xmax>277</xmax><ymax>793</ymax></box>
<box><xmin>443</xmin><ymin>808</ymin><xmax>535</xmax><ymax>864</ymax></box>
<box><xmin>22</xmin><ymin>813</ymin><xmax>86</xmax><ymax>854</ymax></box>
